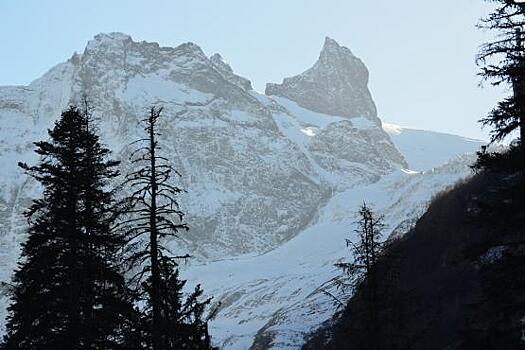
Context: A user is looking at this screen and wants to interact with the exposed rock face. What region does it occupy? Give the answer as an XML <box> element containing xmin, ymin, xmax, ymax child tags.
<box><xmin>307</xmin><ymin>119</ymin><xmax>407</xmax><ymax>182</ymax></box>
<box><xmin>266</xmin><ymin>37</ymin><xmax>378</xmax><ymax>121</ymax></box>
<box><xmin>210</xmin><ymin>53</ymin><xmax>253</xmax><ymax>91</ymax></box>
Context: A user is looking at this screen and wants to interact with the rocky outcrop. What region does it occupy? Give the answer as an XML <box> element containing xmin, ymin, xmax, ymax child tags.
<box><xmin>210</xmin><ymin>53</ymin><xmax>253</xmax><ymax>91</ymax></box>
<box><xmin>266</xmin><ymin>37</ymin><xmax>378</xmax><ymax>121</ymax></box>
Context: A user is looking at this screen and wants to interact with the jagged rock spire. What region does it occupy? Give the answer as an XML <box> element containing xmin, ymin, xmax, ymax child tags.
<box><xmin>210</xmin><ymin>53</ymin><xmax>252</xmax><ymax>90</ymax></box>
<box><xmin>266</xmin><ymin>37</ymin><xmax>377</xmax><ymax>122</ymax></box>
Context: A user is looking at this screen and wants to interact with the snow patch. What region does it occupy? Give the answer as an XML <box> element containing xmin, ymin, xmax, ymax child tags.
<box><xmin>301</xmin><ymin>127</ymin><xmax>316</xmax><ymax>137</ymax></box>
<box><xmin>382</xmin><ymin>122</ymin><xmax>403</xmax><ymax>135</ymax></box>
<box><xmin>121</xmin><ymin>72</ymin><xmax>213</xmax><ymax>106</ymax></box>
<box><xmin>271</xmin><ymin>96</ymin><xmax>346</xmax><ymax>128</ymax></box>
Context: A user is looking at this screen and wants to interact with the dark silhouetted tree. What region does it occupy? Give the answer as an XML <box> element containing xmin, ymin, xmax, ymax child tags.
<box><xmin>477</xmin><ymin>1</ymin><xmax>525</xmax><ymax>155</ymax></box>
<box><xmin>1</xmin><ymin>106</ymin><xmax>137</xmax><ymax>350</ymax></box>
<box><xmin>462</xmin><ymin>4</ymin><xmax>525</xmax><ymax>347</ymax></box>
<box><xmin>122</xmin><ymin>107</ymin><xmax>214</xmax><ymax>349</ymax></box>
<box><xmin>334</xmin><ymin>202</ymin><xmax>385</xmax><ymax>350</ymax></box>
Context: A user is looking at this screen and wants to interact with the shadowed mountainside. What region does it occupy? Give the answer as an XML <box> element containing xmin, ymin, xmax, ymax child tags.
<box><xmin>304</xmin><ymin>168</ymin><xmax>525</xmax><ymax>349</ymax></box>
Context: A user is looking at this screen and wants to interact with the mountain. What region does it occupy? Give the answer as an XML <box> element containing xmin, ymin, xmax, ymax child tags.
<box><xmin>0</xmin><ymin>33</ymin><xmax>480</xmax><ymax>348</ymax></box>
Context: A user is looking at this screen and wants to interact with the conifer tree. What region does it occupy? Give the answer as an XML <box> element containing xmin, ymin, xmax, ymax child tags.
<box><xmin>335</xmin><ymin>202</ymin><xmax>385</xmax><ymax>350</ymax></box>
<box><xmin>1</xmin><ymin>106</ymin><xmax>137</xmax><ymax>350</ymax></box>
<box><xmin>478</xmin><ymin>1</ymin><xmax>525</xmax><ymax>152</ymax></box>
<box><xmin>123</xmin><ymin>107</ymin><xmax>213</xmax><ymax>349</ymax></box>
<box><xmin>461</xmin><ymin>4</ymin><xmax>525</xmax><ymax>346</ymax></box>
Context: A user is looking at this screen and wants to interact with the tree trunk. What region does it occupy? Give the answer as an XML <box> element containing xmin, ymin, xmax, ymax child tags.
<box><xmin>149</xmin><ymin>112</ymin><xmax>161</xmax><ymax>350</ymax></box>
<box><xmin>520</xmin><ymin>104</ymin><xmax>525</xmax><ymax>152</ymax></box>
<box><xmin>517</xmin><ymin>0</ymin><xmax>525</xmax><ymax>156</ymax></box>
<box><xmin>512</xmin><ymin>28</ymin><xmax>525</xmax><ymax>169</ymax></box>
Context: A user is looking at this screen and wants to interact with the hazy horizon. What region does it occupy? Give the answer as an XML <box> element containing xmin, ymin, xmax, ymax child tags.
<box><xmin>0</xmin><ymin>0</ymin><xmax>505</xmax><ymax>140</ymax></box>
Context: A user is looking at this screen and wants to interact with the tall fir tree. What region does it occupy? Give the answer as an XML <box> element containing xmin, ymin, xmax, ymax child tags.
<box><xmin>123</xmin><ymin>107</ymin><xmax>213</xmax><ymax>349</ymax></box>
<box><xmin>334</xmin><ymin>203</ymin><xmax>385</xmax><ymax>350</ymax></box>
<box><xmin>1</xmin><ymin>106</ymin><xmax>137</xmax><ymax>350</ymax></box>
<box><xmin>460</xmin><ymin>3</ymin><xmax>525</xmax><ymax>347</ymax></box>
<box><xmin>478</xmin><ymin>1</ymin><xmax>525</xmax><ymax>153</ymax></box>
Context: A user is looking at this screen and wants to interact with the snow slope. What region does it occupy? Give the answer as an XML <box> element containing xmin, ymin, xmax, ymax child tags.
<box><xmin>383</xmin><ymin>122</ymin><xmax>485</xmax><ymax>171</ymax></box>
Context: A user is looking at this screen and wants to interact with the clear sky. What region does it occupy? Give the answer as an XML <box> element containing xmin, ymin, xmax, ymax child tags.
<box><xmin>0</xmin><ymin>0</ymin><xmax>506</xmax><ymax>139</ymax></box>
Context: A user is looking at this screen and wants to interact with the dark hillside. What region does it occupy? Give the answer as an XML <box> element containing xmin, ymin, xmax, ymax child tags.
<box><xmin>304</xmin><ymin>169</ymin><xmax>525</xmax><ymax>350</ymax></box>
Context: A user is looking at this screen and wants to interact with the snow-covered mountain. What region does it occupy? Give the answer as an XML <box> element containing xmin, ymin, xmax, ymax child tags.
<box><xmin>0</xmin><ymin>33</ymin><xmax>481</xmax><ymax>348</ymax></box>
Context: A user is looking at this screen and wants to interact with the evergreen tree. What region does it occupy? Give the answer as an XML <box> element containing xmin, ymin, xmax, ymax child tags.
<box><xmin>123</xmin><ymin>107</ymin><xmax>213</xmax><ymax>349</ymax></box>
<box><xmin>335</xmin><ymin>203</ymin><xmax>385</xmax><ymax>350</ymax></box>
<box><xmin>463</xmin><ymin>4</ymin><xmax>525</xmax><ymax>347</ymax></box>
<box><xmin>1</xmin><ymin>106</ymin><xmax>137</xmax><ymax>350</ymax></box>
<box><xmin>477</xmin><ymin>0</ymin><xmax>525</xmax><ymax>152</ymax></box>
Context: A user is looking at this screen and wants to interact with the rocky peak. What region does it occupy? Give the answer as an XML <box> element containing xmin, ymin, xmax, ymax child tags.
<box><xmin>75</xmin><ymin>33</ymin><xmax>254</xmax><ymax>105</ymax></box>
<box><xmin>81</xmin><ymin>33</ymin><xmax>209</xmax><ymax>69</ymax></box>
<box><xmin>84</xmin><ymin>32</ymin><xmax>133</xmax><ymax>53</ymax></box>
<box><xmin>210</xmin><ymin>53</ymin><xmax>232</xmax><ymax>72</ymax></box>
<box><xmin>265</xmin><ymin>37</ymin><xmax>378</xmax><ymax>122</ymax></box>
<box><xmin>210</xmin><ymin>53</ymin><xmax>252</xmax><ymax>91</ymax></box>
<box><xmin>319</xmin><ymin>36</ymin><xmax>354</xmax><ymax>63</ymax></box>
<box><xmin>173</xmin><ymin>41</ymin><xmax>207</xmax><ymax>57</ymax></box>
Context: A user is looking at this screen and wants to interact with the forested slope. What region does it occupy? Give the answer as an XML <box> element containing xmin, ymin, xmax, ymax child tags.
<box><xmin>304</xmin><ymin>164</ymin><xmax>525</xmax><ymax>349</ymax></box>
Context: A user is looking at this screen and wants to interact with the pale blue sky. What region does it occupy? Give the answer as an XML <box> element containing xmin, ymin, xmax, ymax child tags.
<box><xmin>0</xmin><ymin>0</ymin><xmax>504</xmax><ymax>139</ymax></box>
